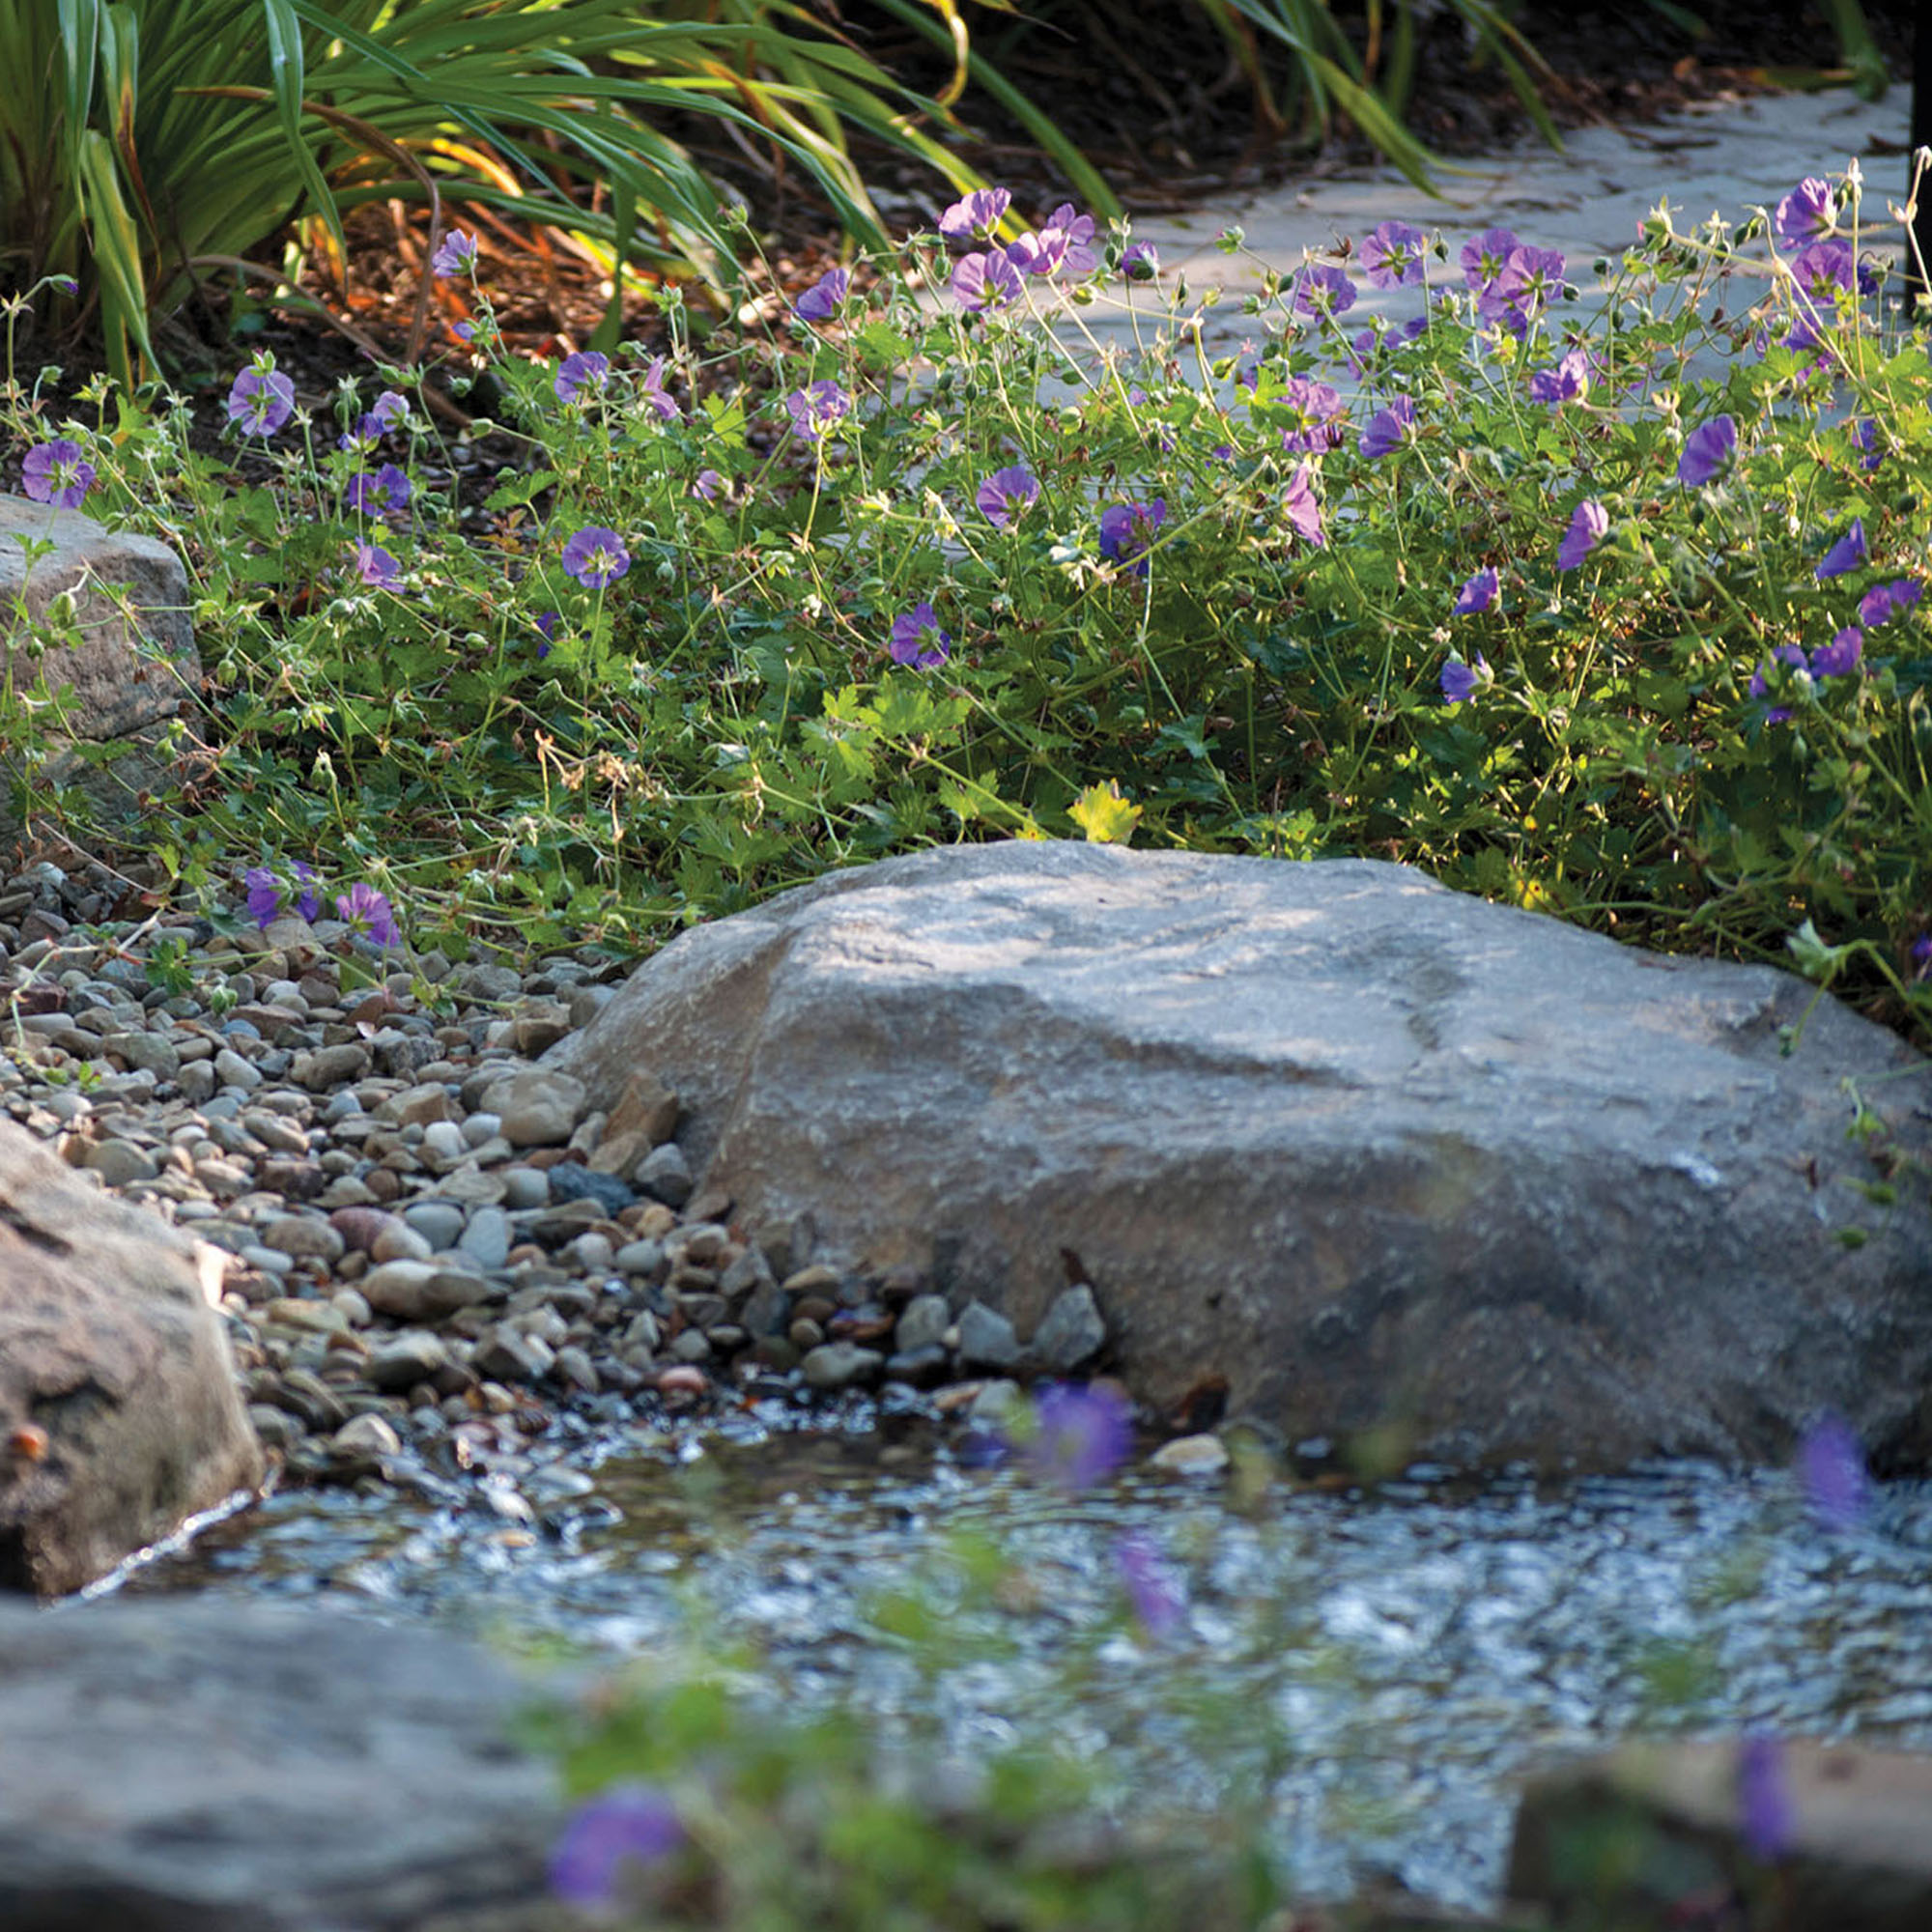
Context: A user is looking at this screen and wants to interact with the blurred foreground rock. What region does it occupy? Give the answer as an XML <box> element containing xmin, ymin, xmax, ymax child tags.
<box><xmin>0</xmin><ymin>1596</ymin><xmax>572</xmax><ymax>1931</ymax></box>
<box><xmin>1510</xmin><ymin>1738</ymin><xmax>1932</xmax><ymax>1929</ymax></box>
<box><xmin>0</xmin><ymin>1119</ymin><xmax>262</xmax><ymax>1595</ymax></box>
<box><xmin>547</xmin><ymin>841</ymin><xmax>1932</xmax><ymax>1473</ymax></box>
<box><xmin>0</xmin><ymin>493</ymin><xmax>203</xmax><ymax>847</ymax></box>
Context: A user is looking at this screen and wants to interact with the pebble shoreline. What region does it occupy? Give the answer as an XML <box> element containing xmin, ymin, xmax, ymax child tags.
<box><xmin>1</xmin><ymin>856</ymin><xmax>1223</xmax><ymax>1526</ymax></box>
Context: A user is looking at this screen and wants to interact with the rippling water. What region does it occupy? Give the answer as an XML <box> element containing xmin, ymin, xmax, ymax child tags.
<box><xmin>117</xmin><ymin>1403</ymin><xmax>1932</xmax><ymax>1911</ymax></box>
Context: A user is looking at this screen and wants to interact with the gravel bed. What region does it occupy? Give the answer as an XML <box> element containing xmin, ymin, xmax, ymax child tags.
<box><xmin>0</xmin><ymin>856</ymin><xmax>1141</xmax><ymax>1523</ymax></box>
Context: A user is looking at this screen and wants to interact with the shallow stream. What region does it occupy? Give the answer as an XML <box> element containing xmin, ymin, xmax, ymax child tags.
<box><xmin>116</xmin><ymin>1403</ymin><xmax>1932</xmax><ymax>1913</ymax></box>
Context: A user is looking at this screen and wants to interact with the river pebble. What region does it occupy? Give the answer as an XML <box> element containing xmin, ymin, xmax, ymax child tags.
<box><xmin>0</xmin><ymin>857</ymin><xmax>1207</xmax><ymax>1510</ymax></box>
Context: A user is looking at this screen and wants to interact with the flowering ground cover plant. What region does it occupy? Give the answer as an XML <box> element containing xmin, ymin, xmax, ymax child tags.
<box><xmin>3</xmin><ymin>156</ymin><xmax>1931</xmax><ymax>1048</ymax></box>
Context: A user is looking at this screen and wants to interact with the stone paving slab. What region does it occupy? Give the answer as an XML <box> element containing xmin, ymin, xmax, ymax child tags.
<box><xmin>1082</xmin><ymin>84</ymin><xmax>1914</xmax><ymax>362</ymax></box>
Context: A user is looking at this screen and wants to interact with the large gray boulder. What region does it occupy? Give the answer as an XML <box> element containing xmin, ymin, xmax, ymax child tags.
<box><xmin>0</xmin><ymin>1121</ymin><xmax>263</xmax><ymax>1596</ymax></box>
<box><xmin>0</xmin><ymin>493</ymin><xmax>203</xmax><ymax>846</ymax></box>
<box><xmin>546</xmin><ymin>842</ymin><xmax>1932</xmax><ymax>1471</ymax></box>
<box><xmin>0</xmin><ymin>1596</ymin><xmax>573</xmax><ymax>1930</ymax></box>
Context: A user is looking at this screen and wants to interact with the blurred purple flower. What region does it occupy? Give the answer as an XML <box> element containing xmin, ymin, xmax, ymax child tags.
<box><xmin>693</xmin><ymin>469</ymin><xmax>724</xmax><ymax>503</ymax></box>
<box><xmin>1097</xmin><ymin>497</ymin><xmax>1166</xmax><ymax>574</ymax></box>
<box><xmin>1859</xmin><ymin>578</ymin><xmax>1923</xmax><ymax>627</ymax></box>
<box><xmin>550</xmin><ymin>1786</ymin><xmax>683</xmax><ymax>1911</ymax></box>
<box><xmin>554</xmin><ymin>350</ymin><xmax>610</xmax><ymax>404</ymax></box>
<box><xmin>561</xmin><ymin>526</ymin><xmax>630</xmax><ymax>589</ymax></box>
<box><xmin>1028</xmin><ymin>1382</ymin><xmax>1133</xmax><ymax>1491</ymax></box>
<box><xmin>430</xmin><ymin>229</ymin><xmax>477</xmax><ymax>278</ymax></box>
<box><xmin>1815</xmin><ymin>518</ymin><xmax>1866</xmax><ymax>581</ymax></box>
<box><xmin>794</xmin><ymin>267</ymin><xmax>849</xmax><ymax>324</ymax></box>
<box><xmin>1913</xmin><ymin>934</ymin><xmax>1932</xmax><ymax>977</ymax></box>
<box><xmin>938</xmin><ymin>187</ymin><xmax>1011</xmax><ymax>244</ymax></box>
<box><xmin>1849</xmin><ymin>417</ymin><xmax>1881</xmax><ymax>469</ymax></box>
<box><xmin>1460</xmin><ymin>226</ymin><xmax>1520</xmax><ymax>289</ymax></box>
<box><xmin>1293</xmin><ymin>263</ymin><xmax>1358</xmax><ymax>318</ymax></box>
<box><xmin>1557</xmin><ymin>499</ymin><xmax>1609</xmax><ymax>571</ymax></box>
<box><xmin>336</xmin><ymin>881</ymin><xmax>399</xmax><ymax>949</ymax></box>
<box><xmin>1360</xmin><ymin>219</ymin><xmax>1427</xmax><ymax>289</ymax></box>
<box><xmin>291</xmin><ymin>862</ymin><xmax>322</xmax><ymax>923</ymax></box>
<box><xmin>1799</xmin><ymin>1410</ymin><xmax>1871</xmax><ymax>1530</ymax></box>
<box><xmin>227</xmin><ymin>365</ymin><xmax>295</xmax><ymax>436</ymax></box>
<box><xmin>1678</xmin><ymin>414</ymin><xmax>1737</xmax><ymax>486</ymax></box>
<box><xmin>1115</xmin><ymin>1532</ymin><xmax>1185</xmax><ymax>1638</ymax></box>
<box><xmin>1440</xmin><ymin>653</ymin><xmax>1489</xmax><ymax>706</ymax></box>
<box><xmin>354</xmin><ymin>542</ymin><xmax>400</xmax><ymax>589</ymax></box>
<box><xmin>1009</xmin><ymin>204</ymin><xmax>1096</xmax><ymax>277</ymax></box>
<box><xmin>952</xmin><ymin>249</ymin><xmax>1024</xmax><ymax>311</ymax></box>
<box><xmin>1529</xmin><ymin>348</ymin><xmax>1591</xmax><ymax>407</ymax></box>
<box><xmin>887</xmin><ymin>601</ymin><xmax>951</xmax><ymax>669</ymax></box>
<box><xmin>638</xmin><ymin>355</ymin><xmax>679</xmax><ymax>423</ymax></box>
<box><xmin>1454</xmin><ymin>567</ymin><xmax>1499</xmax><ymax>616</ymax></box>
<box><xmin>20</xmin><ymin>438</ymin><xmax>95</xmax><ymax>509</ymax></box>
<box><xmin>1810</xmin><ymin>626</ymin><xmax>1863</xmax><ymax>679</ymax></box>
<box><xmin>1749</xmin><ymin>640</ymin><xmax>1808</xmax><ymax>723</ymax></box>
<box><xmin>345</xmin><ymin>463</ymin><xmax>411</xmax><ymax>515</ymax></box>
<box><xmin>784</xmin><ymin>381</ymin><xmax>850</xmax><ymax>441</ymax></box>
<box><xmin>244</xmin><ymin>867</ymin><xmax>284</xmax><ymax>930</ymax></box>
<box><xmin>1738</xmin><ymin>1734</ymin><xmax>1794</xmax><ymax>1862</ymax></box>
<box><xmin>1122</xmin><ymin>241</ymin><xmax>1160</xmax><ymax>282</ymax></box>
<box><xmin>1775</xmin><ymin>178</ymin><xmax>1836</xmax><ymax>249</ymax></box>
<box><xmin>1358</xmin><ymin>395</ymin><xmax>1415</xmax><ymax>460</ymax></box>
<box><xmin>1283</xmin><ymin>462</ymin><xmax>1323</xmax><ymax>547</ymax></box>
<box><xmin>977</xmin><ymin>464</ymin><xmax>1039</xmax><ymax>527</ymax></box>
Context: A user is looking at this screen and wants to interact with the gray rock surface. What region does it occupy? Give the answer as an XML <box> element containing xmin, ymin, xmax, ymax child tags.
<box><xmin>0</xmin><ymin>1121</ymin><xmax>263</xmax><ymax>1597</ymax></box>
<box><xmin>546</xmin><ymin>841</ymin><xmax>1932</xmax><ymax>1472</ymax></box>
<box><xmin>0</xmin><ymin>1595</ymin><xmax>571</xmax><ymax>1930</ymax></box>
<box><xmin>0</xmin><ymin>494</ymin><xmax>203</xmax><ymax>846</ymax></box>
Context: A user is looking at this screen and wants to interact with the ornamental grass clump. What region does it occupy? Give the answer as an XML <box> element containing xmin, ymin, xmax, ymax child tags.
<box><xmin>4</xmin><ymin>156</ymin><xmax>1930</xmax><ymax>1045</ymax></box>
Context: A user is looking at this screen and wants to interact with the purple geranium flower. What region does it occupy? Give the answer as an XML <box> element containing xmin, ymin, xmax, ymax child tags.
<box><xmin>1798</xmin><ymin>1411</ymin><xmax>1871</xmax><ymax>1531</ymax></box>
<box><xmin>549</xmin><ymin>1786</ymin><xmax>683</xmax><ymax>1911</ymax></box>
<box><xmin>1859</xmin><ymin>578</ymin><xmax>1923</xmax><ymax>627</ymax></box>
<box><xmin>1557</xmin><ymin>499</ymin><xmax>1609</xmax><ymax>571</ymax></box>
<box><xmin>1679</xmin><ymin>414</ymin><xmax>1738</xmax><ymax>486</ymax></box>
<box><xmin>1026</xmin><ymin>1382</ymin><xmax>1133</xmax><ymax>1491</ymax></box>
<box><xmin>554</xmin><ymin>350</ymin><xmax>610</xmax><ymax>404</ymax></box>
<box><xmin>561</xmin><ymin>526</ymin><xmax>630</xmax><ymax>589</ymax></box>
<box><xmin>1121</xmin><ymin>241</ymin><xmax>1159</xmax><ymax>282</ymax></box>
<box><xmin>1283</xmin><ymin>462</ymin><xmax>1323</xmax><ymax>547</ymax></box>
<box><xmin>1454</xmin><ymin>567</ymin><xmax>1499</xmax><ymax>615</ymax></box>
<box><xmin>20</xmin><ymin>438</ymin><xmax>96</xmax><ymax>509</ymax></box>
<box><xmin>1810</xmin><ymin>626</ymin><xmax>1863</xmax><ymax>679</ymax></box>
<box><xmin>1114</xmin><ymin>1531</ymin><xmax>1185</xmax><ymax>1638</ymax></box>
<box><xmin>938</xmin><ymin>187</ymin><xmax>1011</xmax><ymax>244</ymax></box>
<box><xmin>1097</xmin><ymin>497</ymin><xmax>1166</xmax><ymax>574</ymax></box>
<box><xmin>887</xmin><ymin>601</ymin><xmax>951</xmax><ymax>669</ymax></box>
<box><xmin>226</xmin><ymin>365</ymin><xmax>296</xmax><ymax>437</ymax></box>
<box><xmin>1815</xmin><ymin>518</ymin><xmax>1866</xmax><ymax>581</ymax></box>
<box><xmin>1009</xmin><ymin>204</ymin><xmax>1097</xmax><ymax>277</ymax></box>
<box><xmin>1529</xmin><ymin>348</ymin><xmax>1591</xmax><ymax>407</ymax></box>
<box><xmin>794</xmin><ymin>267</ymin><xmax>849</xmax><ymax>324</ymax></box>
<box><xmin>1440</xmin><ymin>653</ymin><xmax>1489</xmax><ymax>705</ymax></box>
<box><xmin>1360</xmin><ymin>218</ymin><xmax>1427</xmax><ymax>289</ymax></box>
<box><xmin>952</xmin><ymin>249</ymin><xmax>1024</xmax><ymax>311</ymax></box>
<box><xmin>693</xmin><ymin>469</ymin><xmax>724</xmax><ymax>503</ymax></box>
<box><xmin>339</xmin><ymin>389</ymin><xmax>410</xmax><ymax>451</ymax></box>
<box><xmin>1787</xmin><ymin>239</ymin><xmax>1858</xmax><ymax>350</ymax></box>
<box><xmin>976</xmin><ymin>464</ymin><xmax>1039</xmax><ymax>527</ymax></box>
<box><xmin>1293</xmin><ymin>263</ymin><xmax>1358</xmax><ymax>318</ymax></box>
<box><xmin>345</xmin><ymin>463</ymin><xmax>411</xmax><ymax>516</ymax></box>
<box><xmin>430</xmin><ymin>229</ymin><xmax>477</xmax><ymax>278</ymax></box>
<box><xmin>1749</xmin><ymin>640</ymin><xmax>1808</xmax><ymax>723</ymax></box>
<box><xmin>638</xmin><ymin>355</ymin><xmax>678</xmax><ymax>423</ymax></box>
<box><xmin>354</xmin><ymin>542</ymin><xmax>400</xmax><ymax>589</ymax></box>
<box><xmin>1460</xmin><ymin>226</ymin><xmax>1521</xmax><ymax>289</ymax></box>
<box><xmin>1775</xmin><ymin>178</ymin><xmax>1836</xmax><ymax>250</ymax></box>
<box><xmin>1277</xmin><ymin>376</ymin><xmax>1346</xmax><ymax>452</ymax></box>
<box><xmin>784</xmin><ymin>381</ymin><xmax>850</xmax><ymax>441</ymax></box>
<box><xmin>1738</xmin><ymin>1734</ymin><xmax>1794</xmax><ymax>1862</ymax></box>
<box><xmin>244</xmin><ymin>866</ymin><xmax>284</xmax><ymax>930</ymax></box>
<box><xmin>289</xmin><ymin>863</ymin><xmax>321</xmax><ymax>923</ymax></box>
<box><xmin>1358</xmin><ymin>395</ymin><xmax>1416</xmax><ymax>460</ymax></box>
<box><xmin>335</xmin><ymin>881</ymin><xmax>399</xmax><ymax>949</ymax></box>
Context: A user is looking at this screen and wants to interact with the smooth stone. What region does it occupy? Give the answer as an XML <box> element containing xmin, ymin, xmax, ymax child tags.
<box><xmin>329</xmin><ymin>1413</ymin><xmax>402</xmax><ymax>1461</ymax></box>
<box><xmin>259</xmin><ymin>1214</ymin><xmax>345</xmax><ymax>1264</ymax></box>
<box><xmin>633</xmin><ymin>1141</ymin><xmax>692</xmax><ymax>1208</ymax></box>
<box><xmin>400</xmin><ymin>1201</ymin><xmax>466</xmax><ymax>1253</ymax></box>
<box><xmin>80</xmin><ymin>1137</ymin><xmax>160</xmax><ymax>1186</ymax></box>
<box><xmin>456</xmin><ymin>1206</ymin><xmax>512</xmax><ymax>1271</ymax></box>
<box><xmin>500</xmin><ymin>1166</ymin><xmax>552</xmax><ymax>1209</ymax></box>
<box><xmin>547</xmin><ymin>1162</ymin><xmax>635</xmax><ymax>1215</ymax></box>
<box><xmin>1148</xmin><ymin>1434</ymin><xmax>1231</xmax><ymax>1476</ymax></box>
<box><xmin>956</xmin><ymin>1299</ymin><xmax>1022</xmax><ymax>1372</ymax></box>
<box><xmin>213</xmin><ymin>1047</ymin><xmax>261</xmax><ymax>1091</ymax></box>
<box><xmin>1031</xmin><ymin>1283</ymin><xmax>1107</xmax><ymax>1374</ymax></box>
<box><xmin>479</xmin><ymin>1066</ymin><xmax>586</xmax><ymax>1148</ymax></box>
<box><xmin>895</xmin><ymin>1292</ymin><xmax>952</xmax><ymax>1356</ymax></box>
<box><xmin>801</xmin><ymin>1341</ymin><xmax>886</xmax><ymax>1390</ymax></box>
<box><xmin>363</xmin><ymin>1331</ymin><xmax>450</xmax><ymax>1392</ymax></box>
